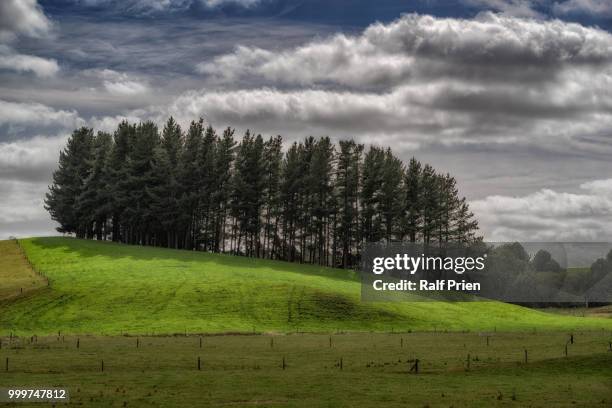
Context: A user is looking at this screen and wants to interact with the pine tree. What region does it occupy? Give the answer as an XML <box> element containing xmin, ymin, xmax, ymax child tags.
<box><xmin>334</xmin><ymin>140</ymin><xmax>363</xmax><ymax>268</ymax></box>
<box><xmin>262</xmin><ymin>135</ymin><xmax>283</xmax><ymax>259</ymax></box>
<box><xmin>231</xmin><ymin>131</ymin><xmax>265</xmax><ymax>256</ymax></box>
<box><xmin>361</xmin><ymin>146</ymin><xmax>385</xmax><ymax>243</ymax></box>
<box><xmin>211</xmin><ymin>127</ymin><xmax>236</xmax><ymax>252</ymax></box>
<box><xmin>198</xmin><ymin>125</ymin><xmax>217</xmax><ymax>250</ymax></box>
<box><xmin>76</xmin><ymin>131</ymin><xmax>113</xmax><ymax>240</ymax></box>
<box><xmin>45</xmin><ymin>127</ymin><xmax>95</xmax><ymax>237</ymax></box>
<box><xmin>180</xmin><ymin>119</ymin><xmax>204</xmax><ymax>249</ymax></box>
<box><xmin>404</xmin><ymin>157</ymin><xmax>422</xmax><ymax>242</ymax></box>
<box><xmin>47</xmin><ymin>118</ymin><xmax>481</xmax><ymax>263</ymax></box>
<box><xmin>280</xmin><ymin>142</ymin><xmax>302</xmax><ymax>262</ymax></box>
<box><xmin>437</xmin><ymin>174</ymin><xmax>460</xmax><ymax>244</ymax></box>
<box><xmin>379</xmin><ymin>148</ymin><xmax>404</xmax><ymax>242</ymax></box>
<box><xmin>309</xmin><ymin>137</ymin><xmax>335</xmax><ymax>265</ymax></box>
<box><xmin>420</xmin><ymin>164</ymin><xmax>440</xmax><ymax>245</ymax></box>
<box><xmin>122</xmin><ymin>121</ymin><xmax>160</xmax><ymax>245</ymax></box>
<box><xmin>454</xmin><ymin>199</ymin><xmax>479</xmax><ymax>243</ymax></box>
<box><xmin>107</xmin><ymin>121</ymin><xmax>135</xmax><ymax>242</ymax></box>
<box><xmin>148</xmin><ymin>117</ymin><xmax>184</xmax><ymax>247</ymax></box>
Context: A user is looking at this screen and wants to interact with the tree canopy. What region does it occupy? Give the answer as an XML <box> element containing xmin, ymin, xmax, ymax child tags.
<box><xmin>46</xmin><ymin>118</ymin><xmax>480</xmax><ymax>268</ymax></box>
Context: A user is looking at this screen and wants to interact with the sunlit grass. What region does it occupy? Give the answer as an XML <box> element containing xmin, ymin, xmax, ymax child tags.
<box><xmin>0</xmin><ymin>237</ymin><xmax>610</xmax><ymax>336</ymax></box>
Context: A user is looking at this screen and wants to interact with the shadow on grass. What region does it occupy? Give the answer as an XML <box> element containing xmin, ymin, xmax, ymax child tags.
<box><xmin>25</xmin><ymin>237</ymin><xmax>359</xmax><ymax>284</ymax></box>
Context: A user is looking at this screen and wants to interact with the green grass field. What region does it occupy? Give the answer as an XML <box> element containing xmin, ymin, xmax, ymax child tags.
<box><xmin>1</xmin><ymin>237</ymin><xmax>611</xmax><ymax>335</ymax></box>
<box><xmin>1</xmin><ymin>238</ymin><xmax>611</xmax><ymax>407</ymax></box>
<box><xmin>0</xmin><ymin>332</ymin><xmax>611</xmax><ymax>407</ymax></box>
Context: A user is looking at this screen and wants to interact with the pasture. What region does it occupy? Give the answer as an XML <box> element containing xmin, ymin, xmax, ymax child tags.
<box><xmin>1</xmin><ymin>238</ymin><xmax>611</xmax><ymax>335</ymax></box>
<box><xmin>0</xmin><ymin>331</ymin><xmax>610</xmax><ymax>407</ymax></box>
<box><xmin>0</xmin><ymin>238</ymin><xmax>611</xmax><ymax>407</ymax></box>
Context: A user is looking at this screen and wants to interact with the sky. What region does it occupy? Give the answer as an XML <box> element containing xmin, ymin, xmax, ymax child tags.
<box><xmin>1</xmin><ymin>0</ymin><xmax>612</xmax><ymax>241</ymax></box>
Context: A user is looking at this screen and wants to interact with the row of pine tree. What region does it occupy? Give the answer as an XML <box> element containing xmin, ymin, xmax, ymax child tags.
<box><xmin>45</xmin><ymin>117</ymin><xmax>479</xmax><ymax>268</ymax></box>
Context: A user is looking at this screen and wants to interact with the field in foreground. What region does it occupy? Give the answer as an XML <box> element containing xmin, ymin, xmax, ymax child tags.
<box><xmin>1</xmin><ymin>237</ymin><xmax>611</xmax><ymax>335</ymax></box>
<box><xmin>0</xmin><ymin>332</ymin><xmax>610</xmax><ymax>407</ymax></box>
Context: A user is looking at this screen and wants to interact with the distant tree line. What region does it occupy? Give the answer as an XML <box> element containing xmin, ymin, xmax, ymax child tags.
<box><xmin>45</xmin><ymin>117</ymin><xmax>479</xmax><ymax>268</ymax></box>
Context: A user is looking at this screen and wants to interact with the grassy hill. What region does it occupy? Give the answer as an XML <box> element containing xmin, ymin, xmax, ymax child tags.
<box><xmin>1</xmin><ymin>237</ymin><xmax>611</xmax><ymax>335</ymax></box>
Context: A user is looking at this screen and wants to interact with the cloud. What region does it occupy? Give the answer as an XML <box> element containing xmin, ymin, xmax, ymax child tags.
<box><xmin>200</xmin><ymin>13</ymin><xmax>612</xmax><ymax>89</ymax></box>
<box><xmin>0</xmin><ymin>0</ymin><xmax>52</xmax><ymax>42</ymax></box>
<box><xmin>4</xmin><ymin>11</ymin><xmax>612</xmax><ymax>240</ymax></box>
<box><xmin>187</xmin><ymin>13</ymin><xmax>612</xmax><ymax>153</ymax></box>
<box><xmin>462</xmin><ymin>0</ymin><xmax>543</xmax><ymax>18</ymax></box>
<box><xmin>75</xmin><ymin>0</ymin><xmax>192</xmax><ymax>12</ymax></box>
<box><xmin>471</xmin><ymin>179</ymin><xmax>612</xmax><ymax>241</ymax></box>
<box><xmin>88</xmin><ymin>69</ymin><xmax>150</xmax><ymax>95</ymax></box>
<box><xmin>0</xmin><ymin>180</ymin><xmax>49</xmax><ymax>223</ymax></box>
<box><xmin>0</xmin><ymin>100</ymin><xmax>84</xmax><ymax>133</ymax></box>
<box><xmin>72</xmin><ymin>0</ymin><xmax>264</xmax><ymax>14</ymax></box>
<box><xmin>103</xmin><ymin>80</ymin><xmax>148</xmax><ymax>95</ymax></box>
<box><xmin>553</xmin><ymin>0</ymin><xmax>612</xmax><ymax>17</ymax></box>
<box><xmin>0</xmin><ymin>45</ymin><xmax>59</xmax><ymax>77</ymax></box>
<box><xmin>0</xmin><ymin>179</ymin><xmax>58</xmax><ymax>238</ymax></box>
<box><xmin>199</xmin><ymin>0</ymin><xmax>263</xmax><ymax>7</ymax></box>
<box><xmin>0</xmin><ymin>135</ymin><xmax>67</xmax><ymax>182</ymax></box>
<box><xmin>0</xmin><ymin>1</ymin><xmax>58</xmax><ymax>78</ymax></box>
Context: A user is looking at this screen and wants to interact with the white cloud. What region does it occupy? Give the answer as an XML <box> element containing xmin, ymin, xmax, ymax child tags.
<box><xmin>73</xmin><ymin>0</ymin><xmax>263</xmax><ymax>13</ymax></box>
<box><xmin>0</xmin><ymin>100</ymin><xmax>84</xmax><ymax>130</ymax></box>
<box><xmin>81</xmin><ymin>68</ymin><xmax>149</xmax><ymax>96</ymax></box>
<box><xmin>553</xmin><ymin>0</ymin><xmax>612</xmax><ymax>17</ymax></box>
<box><xmin>0</xmin><ymin>46</ymin><xmax>59</xmax><ymax>77</ymax></box>
<box><xmin>0</xmin><ymin>1</ymin><xmax>58</xmax><ymax>78</ymax></box>
<box><xmin>462</xmin><ymin>0</ymin><xmax>543</xmax><ymax>18</ymax></box>
<box><xmin>76</xmin><ymin>0</ymin><xmax>193</xmax><ymax>13</ymax></box>
<box><xmin>0</xmin><ymin>180</ymin><xmax>49</xmax><ymax>223</ymax></box>
<box><xmin>188</xmin><ymin>13</ymin><xmax>612</xmax><ymax>153</ymax></box>
<box><xmin>471</xmin><ymin>179</ymin><xmax>612</xmax><ymax>241</ymax></box>
<box><xmin>199</xmin><ymin>13</ymin><xmax>612</xmax><ymax>88</ymax></box>
<box><xmin>0</xmin><ymin>0</ymin><xmax>53</xmax><ymax>41</ymax></box>
<box><xmin>0</xmin><ymin>179</ymin><xmax>59</xmax><ymax>239</ymax></box>
<box><xmin>199</xmin><ymin>0</ymin><xmax>263</xmax><ymax>7</ymax></box>
<box><xmin>0</xmin><ymin>134</ymin><xmax>67</xmax><ymax>182</ymax></box>
<box><xmin>89</xmin><ymin>112</ymin><xmax>148</xmax><ymax>133</ymax></box>
<box><xmin>104</xmin><ymin>80</ymin><xmax>148</xmax><ymax>96</ymax></box>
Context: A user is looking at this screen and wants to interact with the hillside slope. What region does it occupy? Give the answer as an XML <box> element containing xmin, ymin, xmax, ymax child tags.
<box><xmin>1</xmin><ymin>237</ymin><xmax>610</xmax><ymax>335</ymax></box>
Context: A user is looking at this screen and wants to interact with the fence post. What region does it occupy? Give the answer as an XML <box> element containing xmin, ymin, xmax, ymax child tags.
<box><xmin>329</xmin><ymin>336</ymin><xmax>332</xmax><ymax>348</ymax></box>
<box><xmin>340</xmin><ymin>357</ymin><xmax>343</xmax><ymax>370</ymax></box>
<box><xmin>136</xmin><ymin>338</ymin><xmax>139</xmax><ymax>348</ymax></box>
<box><xmin>77</xmin><ymin>338</ymin><xmax>80</xmax><ymax>349</ymax></box>
<box><xmin>400</xmin><ymin>337</ymin><xmax>403</xmax><ymax>348</ymax></box>
<box><xmin>198</xmin><ymin>356</ymin><xmax>201</xmax><ymax>371</ymax></box>
<box><xmin>101</xmin><ymin>360</ymin><xmax>104</xmax><ymax>372</ymax></box>
<box><xmin>486</xmin><ymin>336</ymin><xmax>490</xmax><ymax>346</ymax></box>
<box><xmin>282</xmin><ymin>356</ymin><xmax>286</xmax><ymax>370</ymax></box>
<box><xmin>524</xmin><ymin>349</ymin><xmax>528</xmax><ymax>363</ymax></box>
